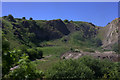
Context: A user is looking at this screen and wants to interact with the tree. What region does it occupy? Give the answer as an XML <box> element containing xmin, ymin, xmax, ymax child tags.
<box><xmin>6</xmin><ymin>14</ymin><xmax>16</xmax><ymax>22</ymax></box>
<box><xmin>22</xmin><ymin>17</ymin><xmax>26</xmax><ymax>20</ymax></box>
<box><xmin>64</xmin><ymin>19</ymin><xmax>69</xmax><ymax>23</ymax></box>
<box><xmin>29</xmin><ymin>17</ymin><xmax>33</xmax><ymax>20</ymax></box>
<box><xmin>4</xmin><ymin>54</ymin><xmax>44</xmax><ymax>79</ymax></box>
<box><xmin>26</xmin><ymin>48</ymin><xmax>43</xmax><ymax>60</ymax></box>
<box><xmin>77</xmin><ymin>56</ymin><xmax>117</xmax><ymax>79</ymax></box>
<box><xmin>2</xmin><ymin>16</ymin><xmax>7</xmax><ymax>19</ymax></box>
<box><xmin>70</xmin><ymin>20</ymin><xmax>73</xmax><ymax>23</ymax></box>
<box><xmin>2</xmin><ymin>40</ymin><xmax>12</xmax><ymax>76</ymax></box>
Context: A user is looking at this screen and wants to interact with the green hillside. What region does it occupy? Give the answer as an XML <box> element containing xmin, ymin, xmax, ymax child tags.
<box><xmin>2</xmin><ymin>15</ymin><xmax>120</xmax><ymax>79</ymax></box>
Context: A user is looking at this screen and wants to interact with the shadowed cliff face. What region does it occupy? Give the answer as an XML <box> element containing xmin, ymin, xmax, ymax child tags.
<box><xmin>101</xmin><ymin>18</ymin><xmax>119</xmax><ymax>49</ymax></box>
<box><xmin>46</xmin><ymin>19</ymin><xmax>70</xmax><ymax>35</ymax></box>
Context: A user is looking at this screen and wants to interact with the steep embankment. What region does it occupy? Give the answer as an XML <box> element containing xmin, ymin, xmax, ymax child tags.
<box><xmin>98</xmin><ymin>18</ymin><xmax>119</xmax><ymax>50</ymax></box>
<box><xmin>2</xmin><ymin>15</ymin><xmax>100</xmax><ymax>49</ymax></box>
<box><xmin>2</xmin><ymin>16</ymin><xmax>70</xmax><ymax>48</ymax></box>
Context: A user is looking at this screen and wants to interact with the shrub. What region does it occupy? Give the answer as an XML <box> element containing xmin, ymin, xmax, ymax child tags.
<box><xmin>108</xmin><ymin>62</ymin><xmax>120</xmax><ymax>79</ymax></box>
<box><xmin>22</xmin><ymin>17</ymin><xmax>26</xmax><ymax>20</ymax></box>
<box><xmin>2</xmin><ymin>40</ymin><xmax>10</xmax><ymax>52</ymax></box>
<box><xmin>6</xmin><ymin>14</ymin><xmax>16</xmax><ymax>22</ymax></box>
<box><xmin>70</xmin><ymin>20</ymin><xmax>73</xmax><ymax>22</ymax></box>
<box><xmin>46</xmin><ymin>56</ymin><xmax>120</xmax><ymax>79</ymax></box>
<box><xmin>46</xmin><ymin>59</ymin><xmax>94</xmax><ymax>79</ymax></box>
<box><xmin>78</xmin><ymin>56</ymin><xmax>119</xmax><ymax>79</ymax></box>
<box><xmin>19</xmin><ymin>45</ymin><xmax>28</xmax><ymax>53</ymax></box>
<box><xmin>37</xmin><ymin>49</ymin><xmax>43</xmax><ymax>59</ymax></box>
<box><xmin>29</xmin><ymin>17</ymin><xmax>33</xmax><ymax>20</ymax></box>
<box><xmin>91</xmin><ymin>38</ymin><xmax>102</xmax><ymax>47</ymax></box>
<box><xmin>2</xmin><ymin>40</ymin><xmax>12</xmax><ymax>76</ymax></box>
<box><xmin>64</xmin><ymin>19</ymin><xmax>69</xmax><ymax>23</ymax></box>
<box><xmin>112</xmin><ymin>43</ymin><xmax>118</xmax><ymax>53</ymax></box>
<box><xmin>26</xmin><ymin>48</ymin><xmax>43</xmax><ymax>60</ymax></box>
<box><xmin>2</xmin><ymin>16</ymin><xmax>7</xmax><ymax>19</ymax></box>
<box><xmin>4</xmin><ymin>54</ymin><xmax>44</xmax><ymax>79</ymax></box>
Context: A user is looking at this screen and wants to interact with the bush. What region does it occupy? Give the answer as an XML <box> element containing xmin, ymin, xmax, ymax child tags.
<box><xmin>4</xmin><ymin>54</ymin><xmax>44</xmax><ymax>79</ymax></box>
<box><xmin>64</xmin><ymin>19</ymin><xmax>69</xmax><ymax>23</ymax></box>
<box><xmin>19</xmin><ymin>45</ymin><xmax>28</xmax><ymax>53</ymax></box>
<box><xmin>2</xmin><ymin>40</ymin><xmax>10</xmax><ymax>52</ymax></box>
<box><xmin>6</xmin><ymin>14</ymin><xmax>16</xmax><ymax>22</ymax></box>
<box><xmin>70</xmin><ymin>20</ymin><xmax>73</xmax><ymax>22</ymax></box>
<box><xmin>91</xmin><ymin>38</ymin><xmax>102</xmax><ymax>47</ymax></box>
<box><xmin>2</xmin><ymin>16</ymin><xmax>7</xmax><ymax>19</ymax></box>
<box><xmin>22</xmin><ymin>17</ymin><xmax>26</xmax><ymax>20</ymax></box>
<box><xmin>29</xmin><ymin>17</ymin><xmax>33</xmax><ymax>20</ymax></box>
<box><xmin>46</xmin><ymin>56</ymin><xmax>120</xmax><ymax>79</ymax></box>
<box><xmin>2</xmin><ymin>40</ymin><xmax>12</xmax><ymax>76</ymax></box>
<box><xmin>108</xmin><ymin>62</ymin><xmax>120</xmax><ymax>79</ymax></box>
<box><xmin>46</xmin><ymin>59</ymin><xmax>94</xmax><ymax>79</ymax></box>
<box><xmin>26</xmin><ymin>48</ymin><xmax>43</xmax><ymax>60</ymax></box>
<box><xmin>112</xmin><ymin>43</ymin><xmax>119</xmax><ymax>53</ymax></box>
<box><xmin>78</xmin><ymin>56</ymin><xmax>120</xmax><ymax>79</ymax></box>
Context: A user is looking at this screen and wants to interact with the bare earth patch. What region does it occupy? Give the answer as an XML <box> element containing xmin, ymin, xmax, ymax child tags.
<box><xmin>61</xmin><ymin>51</ymin><xmax>120</xmax><ymax>62</ymax></box>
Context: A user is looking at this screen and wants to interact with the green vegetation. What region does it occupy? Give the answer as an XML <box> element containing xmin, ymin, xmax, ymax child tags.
<box><xmin>4</xmin><ymin>54</ymin><xmax>44</xmax><ymax>79</ymax></box>
<box><xmin>5</xmin><ymin>14</ymin><xmax>16</xmax><ymax>22</ymax></box>
<box><xmin>46</xmin><ymin>56</ymin><xmax>120</xmax><ymax>79</ymax></box>
<box><xmin>37</xmin><ymin>46</ymin><xmax>69</xmax><ymax>56</ymax></box>
<box><xmin>112</xmin><ymin>43</ymin><xmax>120</xmax><ymax>54</ymax></box>
<box><xmin>2</xmin><ymin>15</ymin><xmax>119</xmax><ymax>79</ymax></box>
<box><xmin>46</xmin><ymin>58</ymin><xmax>94</xmax><ymax>79</ymax></box>
<box><xmin>26</xmin><ymin>48</ymin><xmax>43</xmax><ymax>60</ymax></box>
<box><xmin>22</xmin><ymin>17</ymin><xmax>26</xmax><ymax>20</ymax></box>
<box><xmin>63</xmin><ymin>19</ymin><xmax>69</xmax><ymax>23</ymax></box>
<box><xmin>29</xmin><ymin>17</ymin><xmax>33</xmax><ymax>20</ymax></box>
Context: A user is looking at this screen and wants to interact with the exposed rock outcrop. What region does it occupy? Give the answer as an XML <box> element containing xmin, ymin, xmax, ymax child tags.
<box><xmin>100</xmin><ymin>18</ymin><xmax>119</xmax><ymax>49</ymax></box>
<box><xmin>46</xmin><ymin>19</ymin><xmax>70</xmax><ymax>35</ymax></box>
<box><xmin>61</xmin><ymin>51</ymin><xmax>120</xmax><ymax>62</ymax></box>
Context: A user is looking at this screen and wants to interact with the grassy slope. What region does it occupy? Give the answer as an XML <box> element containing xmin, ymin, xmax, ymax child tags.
<box><xmin>97</xmin><ymin>27</ymin><xmax>107</xmax><ymax>40</ymax></box>
<box><xmin>34</xmin><ymin>30</ymin><xmax>103</xmax><ymax>71</ymax></box>
<box><xmin>2</xmin><ymin>19</ymin><xmax>22</xmax><ymax>49</ymax></box>
<box><xmin>2</xmin><ymin>17</ymin><xmax>104</xmax><ymax>71</ymax></box>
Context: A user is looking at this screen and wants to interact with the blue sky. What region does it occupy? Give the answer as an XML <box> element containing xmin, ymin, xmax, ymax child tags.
<box><xmin>2</xmin><ymin>2</ymin><xmax>118</xmax><ymax>27</ymax></box>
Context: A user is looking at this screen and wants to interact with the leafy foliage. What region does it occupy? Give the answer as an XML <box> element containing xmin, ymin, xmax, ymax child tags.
<box><xmin>22</xmin><ymin>17</ymin><xmax>26</xmax><ymax>20</ymax></box>
<box><xmin>4</xmin><ymin>54</ymin><xmax>44</xmax><ymax>79</ymax></box>
<box><xmin>2</xmin><ymin>15</ymin><xmax>119</xmax><ymax>80</ymax></box>
<box><xmin>46</xmin><ymin>59</ymin><xmax>94</xmax><ymax>79</ymax></box>
<box><xmin>2</xmin><ymin>39</ymin><xmax>12</xmax><ymax>76</ymax></box>
<box><xmin>90</xmin><ymin>38</ymin><xmax>102</xmax><ymax>47</ymax></box>
<box><xmin>64</xmin><ymin>19</ymin><xmax>69</xmax><ymax>23</ymax></box>
<box><xmin>26</xmin><ymin>48</ymin><xmax>43</xmax><ymax>60</ymax></box>
<box><xmin>29</xmin><ymin>17</ymin><xmax>33</xmax><ymax>20</ymax></box>
<box><xmin>112</xmin><ymin>43</ymin><xmax>119</xmax><ymax>53</ymax></box>
<box><xmin>46</xmin><ymin>56</ymin><xmax>120</xmax><ymax>79</ymax></box>
<box><xmin>6</xmin><ymin>14</ymin><xmax>16</xmax><ymax>22</ymax></box>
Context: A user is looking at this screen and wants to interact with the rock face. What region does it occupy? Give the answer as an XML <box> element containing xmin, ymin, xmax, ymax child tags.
<box><xmin>101</xmin><ymin>18</ymin><xmax>119</xmax><ymax>49</ymax></box>
<box><xmin>46</xmin><ymin>19</ymin><xmax>70</xmax><ymax>35</ymax></box>
<box><xmin>66</xmin><ymin>23</ymin><xmax>76</xmax><ymax>32</ymax></box>
<box><xmin>61</xmin><ymin>51</ymin><xmax>120</xmax><ymax>62</ymax></box>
